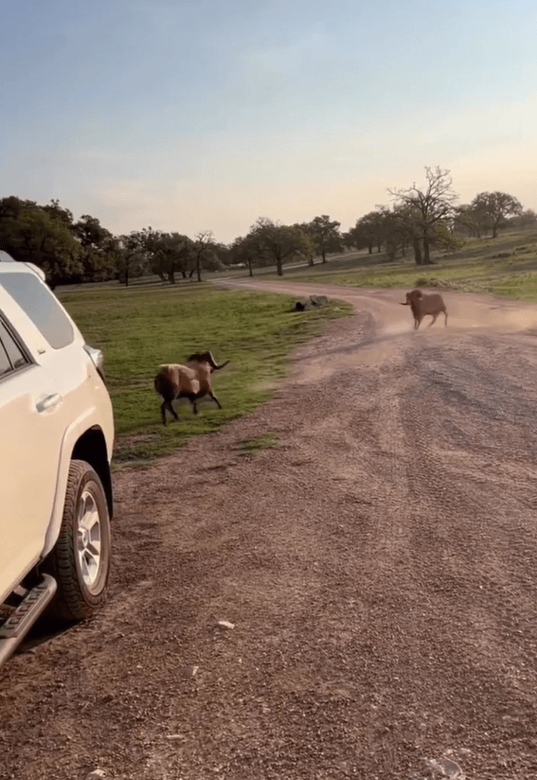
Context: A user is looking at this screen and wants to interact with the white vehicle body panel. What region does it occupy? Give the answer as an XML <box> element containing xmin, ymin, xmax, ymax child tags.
<box><xmin>0</xmin><ymin>360</ymin><xmax>63</xmax><ymax>603</ymax></box>
<box><xmin>0</xmin><ymin>261</ymin><xmax>114</xmax><ymax>605</ymax></box>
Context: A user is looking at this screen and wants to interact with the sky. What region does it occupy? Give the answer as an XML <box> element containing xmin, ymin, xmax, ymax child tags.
<box><xmin>1</xmin><ymin>0</ymin><xmax>536</xmax><ymax>243</ymax></box>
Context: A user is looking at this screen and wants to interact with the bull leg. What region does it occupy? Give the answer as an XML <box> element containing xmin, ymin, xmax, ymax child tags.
<box><xmin>161</xmin><ymin>399</ymin><xmax>179</xmax><ymax>425</ymax></box>
<box><xmin>208</xmin><ymin>391</ymin><xmax>222</xmax><ymax>409</ymax></box>
<box><xmin>167</xmin><ymin>400</ymin><xmax>179</xmax><ymax>422</ymax></box>
<box><xmin>189</xmin><ymin>393</ymin><xmax>198</xmax><ymax>415</ymax></box>
<box><xmin>444</xmin><ymin>311</ymin><xmax>448</xmax><ymax>327</ymax></box>
<box><xmin>428</xmin><ymin>313</ymin><xmax>439</xmax><ymax>327</ymax></box>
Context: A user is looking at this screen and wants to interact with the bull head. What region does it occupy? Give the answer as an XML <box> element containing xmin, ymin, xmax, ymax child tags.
<box><xmin>401</xmin><ymin>289</ymin><xmax>423</xmax><ymax>306</ymax></box>
<box><xmin>187</xmin><ymin>351</ymin><xmax>230</xmax><ymax>370</ymax></box>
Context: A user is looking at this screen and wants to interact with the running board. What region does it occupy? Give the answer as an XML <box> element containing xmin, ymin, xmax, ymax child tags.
<box><xmin>0</xmin><ymin>574</ymin><xmax>57</xmax><ymax>666</ymax></box>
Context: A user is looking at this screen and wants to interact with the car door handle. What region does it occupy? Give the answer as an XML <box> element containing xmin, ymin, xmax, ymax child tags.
<box><xmin>36</xmin><ymin>393</ymin><xmax>63</xmax><ymax>413</ymax></box>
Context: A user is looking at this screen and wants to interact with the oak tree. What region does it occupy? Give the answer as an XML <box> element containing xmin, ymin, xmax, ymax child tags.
<box><xmin>389</xmin><ymin>167</ymin><xmax>458</xmax><ymax>265</ymax></box>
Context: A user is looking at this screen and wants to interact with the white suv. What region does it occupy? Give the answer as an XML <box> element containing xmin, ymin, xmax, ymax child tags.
<box><xmin>0</xmin><ymin>251</ymin><xmax>114</xmax><ymax>665</ymax></box>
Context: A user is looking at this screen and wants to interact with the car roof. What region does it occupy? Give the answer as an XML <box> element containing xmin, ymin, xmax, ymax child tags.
<box><xmin>0</xmin><ymin>252</ymin><xmax>47</xmax><ymax>281</ymax></box>
<box><xmin>0</xmin><ymin>251</ymin><xmax>17</xmax><ymax>264</ymax></box>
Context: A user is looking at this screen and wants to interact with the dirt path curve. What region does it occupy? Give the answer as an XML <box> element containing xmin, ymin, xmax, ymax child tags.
<box><xmin>2</xmin><ymin>282</ymin><xmax>537</xmax><ymax>780</ymax></box>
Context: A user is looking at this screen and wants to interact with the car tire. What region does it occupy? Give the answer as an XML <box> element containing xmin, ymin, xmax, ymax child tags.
<box><xmin>45</xmin><ymin>460</ymin><xmax>111</xmax><ymax>620</ymax></box>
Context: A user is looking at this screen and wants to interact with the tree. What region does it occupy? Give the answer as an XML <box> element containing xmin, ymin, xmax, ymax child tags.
<box><xmin>431</xmin><ymin>222</ymin><xmax>465</xmax><ymax>254</ymax></box>
<box><xmin>247</xmin><ymin>218</ymin><xmax>313</xmax><ymax>276</ymax></box>
<box><xmin>381</xmin><ymin>205</ymin><xmax>416</xmax><ymax>261</ymax></box>
<box><xmin>42</xmin><ymin>199</ymin><xmax>74</xmax><ymax>228</ymax></box>
<box><xmin>342</xmin><ymin>225</ymin><xmax>366</xmax><ymax>253</ymax></box>
<box><xmin>470</xmin><ymin>192</ymin><xmax>523</xmax><ymax>238</ymax></box>
<box><xmin>306</xmin><ymin>215</ymin><xmax>342</xmax><ymax>263</ymax></box>
<box><xmin>0</xmin><ymin>197</ymin><xmax>83</xmax><ymax>287</ymax></box>
<box><xmin>141</xmin><ymin>229</ymin><xmax>195</xmax><ymax>283</ymax></box>
<box><xmin>346</xmin><ymin>209</ymin><xmax>387</xmax><ymax>255</ymax></box>
<box><xmin>193</xmin><ymin>230</ymin><xmax>219</xmax><ymax>282</ymax></box>
<box><xmin>511</xmin><ymin>208</ymin><xmax>537</xmax><ymax>230</ymax></box>
<box><xmin>365</xmin><ymin>209</ymin><xmax>387</xmax><ymax>254</ymax></box>
<box><xmin>453</xmin><ymin>204</ymin><xmax>484</xmax><ymax>238</ymax></box>
<box><xmin>117</xmin><ymin>232</ymin><xmax>148</xmax><ymax>286</ymax></box>
<box><xmin>389</xmin><ymin>167</ymin><xmax>459</xmax><ymax>265</ymax></box>
<box><xmin>74</xmin><ymin>214</ymin><xmax>110</xmax><ymax>249</ymax></box>
<box><xmin>210</xmin><ymin>242</ymin><xmax>231</xmax><ymax>267</ymax></box>
<box><xmin>73</xmin><ymin>214</ymin><xmax>119</xmax><ymax>281</ymax></box>
<box><xmin>229</xmin><ymin>234</ymin><xmax>259</xmax><ymax>276</ymax></box>
<box><xmin>345</xmin><ymin>205</ymin><xmax>414</xmax><ymax>262</ymax></box>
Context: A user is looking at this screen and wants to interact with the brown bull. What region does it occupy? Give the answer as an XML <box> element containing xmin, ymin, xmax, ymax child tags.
<box><xmin>401</xmin><ymin>289</ymin><xmax>448</xmax><ymax>330</ymax></box>
<box><xmin>154</xmin><ymin>351</ymin><xmax>229</xmax><ymax>425</ymax></box>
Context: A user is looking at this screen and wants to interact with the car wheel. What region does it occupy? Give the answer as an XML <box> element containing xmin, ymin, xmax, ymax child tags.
<box><xmin>45</xmin><ymin>460</ymin><xmax>111</xmax><ymax>620</ymax></box>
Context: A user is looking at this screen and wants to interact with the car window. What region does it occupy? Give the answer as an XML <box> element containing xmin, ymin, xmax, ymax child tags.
<box><xmin>0</xmin><ymin>318</ymin><xmax>30</xmax><ymax>376</ymax></box>
<box><xmin>0</xmin><ymin>341</ymin><xmax>11</xmax><ymax>377</ymax></box>
<box><xmin>0</xmin><ymin>272</ymin><xmax>74</xmax><ymax>349</ymax></box>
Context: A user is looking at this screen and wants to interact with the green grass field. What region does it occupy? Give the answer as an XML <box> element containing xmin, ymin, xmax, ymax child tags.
<box><xmin>59</xmin><ymin>284</ymin><xmax>352</xmax><ymax>465</ymax></box>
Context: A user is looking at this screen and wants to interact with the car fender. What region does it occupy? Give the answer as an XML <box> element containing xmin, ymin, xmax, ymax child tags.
<box><xmin>41</xmin><ymin>405</ymin><xmax>111</xmax><ymax>559</ymax></box>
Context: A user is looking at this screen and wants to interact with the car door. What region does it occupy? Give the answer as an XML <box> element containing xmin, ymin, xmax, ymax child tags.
<box><xmin>0</xmin><ymin>311</ymin><xmax>68</xmax><ymax>603</ymax></box>
<box><xmin>0</xmin><ymin>268</ymin><xmax>88</xmax><ymax>435</ymax></box>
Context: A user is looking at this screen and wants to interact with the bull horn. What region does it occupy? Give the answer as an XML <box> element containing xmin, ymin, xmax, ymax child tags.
<box><xmin>400</xmin><ymin>302</ymin><xmax>409</xmax><ymax>305</ymax></box>
<box><xmin>207</xmin><ymin>351</ymin><xmax>230</xmax><ymax>370</ymax></box>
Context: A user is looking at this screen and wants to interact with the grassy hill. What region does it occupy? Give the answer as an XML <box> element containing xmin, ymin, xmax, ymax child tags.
<box><xmin>253</xmin><ymin>228</ymin><xmax>537</xmax><ymax>301</ymax></box>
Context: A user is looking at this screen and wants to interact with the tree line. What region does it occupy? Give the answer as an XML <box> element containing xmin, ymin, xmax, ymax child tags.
<box><xmin>0</xmin><ymin>168</ymin><xmax>534</xmax><ymax>287</ymax></box>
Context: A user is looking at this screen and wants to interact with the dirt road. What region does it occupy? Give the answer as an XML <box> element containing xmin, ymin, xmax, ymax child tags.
<box><xmin>2</xmin><ymin>282</ymin><xmax>537</xmax><ymax>780</ymax></box>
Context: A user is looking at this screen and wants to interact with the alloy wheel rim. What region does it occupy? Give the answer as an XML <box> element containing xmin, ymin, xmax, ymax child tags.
<box><xmin>76</xmin><ymin>489</ymin><xmax>102</xmax><ymax>590</ymax></box>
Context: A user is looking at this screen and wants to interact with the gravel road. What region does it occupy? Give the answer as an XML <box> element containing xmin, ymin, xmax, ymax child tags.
<box><xmin>2</xmin><ymin>281</ymin><xmax>537</xmax><ymax>780</ymax></box>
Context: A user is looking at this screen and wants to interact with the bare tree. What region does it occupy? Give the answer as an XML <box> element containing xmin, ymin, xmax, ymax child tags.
<box><xmin>193</xmin><ymin>230</ymin><xmax>214</xmax><ymax>282</ymax></box>
<box><xmin>389</xmin><ymin>167</ymin><xmax>458</xmax><ymax>265</ymax></box>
